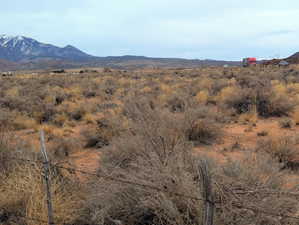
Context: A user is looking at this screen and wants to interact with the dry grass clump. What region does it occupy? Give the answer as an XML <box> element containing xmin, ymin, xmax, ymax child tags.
<box><xmin>184</xmin><ymin>107</ymin><xmax>224</xmax><ymax>145</ymax></box>
<box><xmin>166</xmin><ymin>96</ymin><xmax>187</xmax><ymax>112</ymax></box>
<box><xmin>0</xmin><ymin>165</ymin><xmax>85</xmax><ymax>225</ymax></box>
<box><xmin>40</xmin><ymin>124</ymin><xmax>66</xmax><ymax>139</ymax></box>
<box><xmin>82</xmin><ymin>112</ymin><xmax>98</xmax><ymax>124</ymax></box>
<box><xmin>257</xmin><ymin>130</ymin><xmax>268</xmax><ymax>136</ymax></box>
<box><xmin>56</xmin><ymin>101</ymin><xmax>88</xmax><ymax>121</ymax></box>
<box><xmin>279</xmin><ymin>118</ymin><xmax>294</xmax><ymax>128</ymax></box>
<box><xmin>83</xmin><ymin>127</ymin><xmax>110</xmax><ymax>149</ymax></box>
<box><xmin>195</xmin><ymin>90</ymin><xmax>209</xmax><ymax>104</ymax></box>
<box><xmin>220</xmin><ymin>84</ymin><xmax>297</xmax><ymax>118</ymax></box>
<box><xmin>238</xmin><ymin>110</ymin><xmax>258</xmax><ymax>124</ymax></box>
<box><xmin>52</xmin><ymin>113</ymin><xmax>69</xmax><ymax>127</ymax></box>
<box><xmin>13</xmin><ymin>115</ymin><xmax>39</xmax><ymax>130</ymax></box>
<box><xmin>186</xmin><ymin>119</ymin><xmax>222</xmax><ymax>145</ymax></box>
<box><xmin>256</xmin><ymin>136</ymin><xmax>299</xmax><ymax>170</ymax></box>
<box><xmin>262</xmin><ymin>91</ymin><xmax>296</xmax><ymax>118</ymax></box>
<box><xmin>82</xmin><ymin>117</ymin><xmax>123</xmax><ymax>149</ymax></box>
<box><xmin>291</xmin><ymin>106</ymin><xmax>299</xmax><ymax>125</ymax></box>
<box><xmin>213</xmin><ymin>153</ymin><xmax>299</xmax><ymax>225</ymax></box>
<box><xmin>0</xmin><ymin>132</ymin><xmax>86</xmax><ymax>225</ymax></box>
<box><xmin>49</xmin><ymin>137</ymin><xmax>81</xmax><ymax>159</ymax></box>
<box><xmin>0</xmin><ymin>109</ymin><xmax>15</xmax><ymax>130</ymax></box>
<box><xmin>0</xmin><ymin>134</ymin><xmax>16</xmax><ymax>174</ymax></box>
<box><xmin>219</xmin><ymin>86</ymin><xmax>253</xmax><ymax>114</ymax></box>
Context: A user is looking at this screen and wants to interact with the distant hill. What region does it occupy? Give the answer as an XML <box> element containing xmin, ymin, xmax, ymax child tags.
<box><xmin>286</xmin><ymin>52</ymin><xmax>299</xmax><ymax>64</ymax></box>
<box><xmin>0</xmin><ymin>34</ymin><xmax>240</xmax><ymax>71</ymax></box>
<box><xmin>84</xmin><ymin>55</ymin><xmax>240</xmax><ymax>69</ymax></box>
<box><xmin>0</xmin><ymin>59</ymin><xmax>19</xmax><ymax>71</ymax></box>
<box><xmin>0</xmin><ymin>35</ymin><xmax>93</xmax><ymax>62</ymax></box>
<box><xmin>260</xmin><ymin>52</ymin><xmax>299</xmax><ymax>66</ymax></box>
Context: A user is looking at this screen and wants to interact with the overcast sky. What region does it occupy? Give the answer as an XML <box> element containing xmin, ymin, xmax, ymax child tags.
<box><xmin>1</xmin><ymin>0</ymin><xmax>299</xmax><ymax>60</ymax></box>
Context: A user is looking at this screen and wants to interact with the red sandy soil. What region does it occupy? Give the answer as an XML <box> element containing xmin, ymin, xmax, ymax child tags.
<box><xmin>11</xmin><ymin>118</ymin><xmax>299</xmax><ymax>186</ymax></box>
<box><xmin>196</xmin><ymin>118</ymin><xmax>299</xmax><ymax>189</ymax></box>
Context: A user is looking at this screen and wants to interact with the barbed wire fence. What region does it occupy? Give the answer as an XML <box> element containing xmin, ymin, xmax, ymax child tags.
<box><xmin>2</xmin><ymin>130</ymin><xmax>299</xmax><ymax>225</ymax></box>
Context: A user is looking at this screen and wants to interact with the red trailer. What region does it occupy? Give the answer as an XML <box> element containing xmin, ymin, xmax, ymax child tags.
<box><xmin>242</xmin><ymin>57</ymin><xmax>257</xmax><ymax>67</ymax></box>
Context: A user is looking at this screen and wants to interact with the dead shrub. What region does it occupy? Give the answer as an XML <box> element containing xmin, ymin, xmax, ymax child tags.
<box><xmin>49</xmin><ymin>137</ymin><xmax>81</xmax><ymax>159</ymax></box>
<box><xmin>257</xmin><ymin>130</ymin><xmax>268</xmax><ymax>136</ymax></box>
<box><xmin>12</xmin><ymin>115</ymin><xmax>38</xmax><ymax>130</ymax></box>
<box><xmin>186</xmin><ymin>105</ymin><xmax>230</xmax><ymax>124</ymax></box>
<box><xmin>256</xmin><ymin>136</ymin><xmax>299</xmax><ymax>170</ymax></box>
<box><xmin>257</xmin><ymin>90</ymin><xmax>296</xmax><ymax>117</ymax></box>
<box><xmin>83</xmin><ymin>129</ymin><xmax>110</xmax><ymax>149</ymax></box>
<box><xmin>0</xmin><ymin>109</ymin><xmax>14</xmax><ymax>130</ymax></box>
<box><xmin>220</xmin><ymin>87</ymin><xmax>254</xmax><ymax>114</ymax></box>
<box><xmin>82</xmin><ymin>118</ymin><xmax>121</xmax><ymax>149</ymax></box>
<box><xmin>279</xmin><ymin>118</ymin><xmax>294</xmax><ymax>128</ymax></box>
<box><xmin>291</xmin><ymin>106</ymin><xmax>299</xmax><ymax>125</ymax></box>
<box><xmin>0</xmin><ymin>164</ymin><xmax>85</xmax><ymax>225</ymax></box>
<box><xmin>86</xmin><ymin>100</ymin><xmax>298</xmax><ymax>225</ymax></box>
<box><xmin>0</xmin><ymin>139</ymin><xmax>86</xmax><ymax>225</ymax></box>
<box><xmin>186</xmin><ymin>119</ymin><xmax>222</xmax><ymax>145</ymax></box>
<box><xmin>69</xmin><ymin>107</ymin><xmax>86</xmax><ymax>121</ymax></box>
<box><xmin>103</xmin><ymin>67</ymin><xmax>112</xmax><ymax>73</ymax></box>
<box><xmin>87</xmin><ymin>101</ymin><xmax>204</xmax><ymax>225</ymax></box>
<box><xmin>0</xmin><ymin>136</ymin><xmax>15</xmax><ymax>174</ymax></box>
<box><xmin>221</xmin><ymin>85</ymin><xmax>296</xmax><ymax>117</ymax></box>
<box><xmin>166</xmin><ymin>96</ymin><xmax>186</xmax><ymax>113</ymax></box>
<box><xmin>83</xmin><ymin>90</ymin><xmax>97</xmax><ymax>98</ymax></box>
<box><xmin>184</xmin><ymin>107</ymin><xmax>223</xmax><ymax>145</ymax></box>
<box><xmin>213</xmin><ymin>153</ymin><xmax>298</xmax><ymax>225</ymax></box>
<box><xmin>53</xmin><ymin>113</ymin><xmax>68</xmax><ymax>127</ymax></box>
<box><xmin>36</xmin><ymin>103</ymin><xmax>57</xmax><ymax>123</ymax></box>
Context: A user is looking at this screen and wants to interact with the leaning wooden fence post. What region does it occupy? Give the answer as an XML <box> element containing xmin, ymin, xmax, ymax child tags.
<box><xmin>198</xmin><ymin>160</ymin><xmax>214</xmax><ymax>225</ymax></box>
<box><xmin>40</xmin><ymin>130</ymin><xmax>55</xmax><ymax>225</ymax></box>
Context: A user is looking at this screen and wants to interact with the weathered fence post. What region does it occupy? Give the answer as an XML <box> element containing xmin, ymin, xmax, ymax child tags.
<box><xmin>198</xmin><ymin>160</ymin><xmax>214</xmax><ymax>225</ymax></box>
<box><xmin>40</xmin><ymin>130</ymin><xmax>55</xmax><ymax>225</ymax></box>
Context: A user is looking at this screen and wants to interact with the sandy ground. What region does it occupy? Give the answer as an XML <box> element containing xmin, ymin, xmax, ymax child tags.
<box><xmin>11</xmin><ymin>118</ymin><xmax>299</xmax><ymax>186</ymax></box>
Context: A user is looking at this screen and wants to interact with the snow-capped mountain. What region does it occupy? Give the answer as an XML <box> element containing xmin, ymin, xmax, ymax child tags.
<box><xmin>0</xmin><ymin>34</ymin><xmax>242</xmax><ymax>71</ymax></box>
<box><xmin>0</xmin><ymin>35</ymin><xmax>93</xmax><ymax>62</ymax></box>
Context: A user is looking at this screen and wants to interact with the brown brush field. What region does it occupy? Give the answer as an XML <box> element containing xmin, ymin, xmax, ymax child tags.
<box><xmin>2</xmin><ymin>65</ymin><xmax>299</xmax><ymax>224</ymax></box>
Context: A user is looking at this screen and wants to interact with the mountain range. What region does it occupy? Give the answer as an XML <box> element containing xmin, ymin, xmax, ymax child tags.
<box><xmin>0</xmin><ymin>34</ymin><xmax>250</xmax><ymax>71</ymax></box>
<box><xmin>285</xmin><ymin>52</ymin><xmax>299</xmax><ymax>64</ymax></box>
<box><xmin>0</xmin><ymin>35</ymin><xmax>93</xmax><ymax>62</ymax></box>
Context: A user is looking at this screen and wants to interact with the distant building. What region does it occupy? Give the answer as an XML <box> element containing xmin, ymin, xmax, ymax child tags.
<box><xmin>278</xmin><ymin>60</ymin><xmax>289</xmax><ymax>67</ymax></box>
<box><xmin>242</xmin><ymin>58</ymin><xmax>257</xmax><ymax>67</ymax></box>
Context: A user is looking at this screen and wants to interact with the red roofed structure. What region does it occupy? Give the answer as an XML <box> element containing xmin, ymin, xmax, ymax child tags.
<box><xmin>242</xmin><ymin>57</ymin><xmax>257</xmax><ymax>67</ymax></box>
